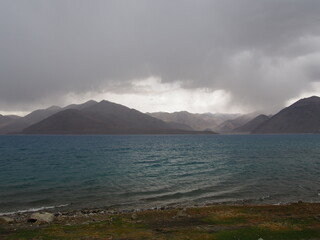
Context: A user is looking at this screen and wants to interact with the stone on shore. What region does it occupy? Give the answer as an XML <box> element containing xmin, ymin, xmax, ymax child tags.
<box><xmin>28</xmin><ymin>212</ymin><xmax>54</xmax><ymax>223</ymax></box>
<box><xmin>176</xmin><ymin>208</ymin><xmax>188</xmax><ymax>218</ymax></box>
<box><xmin>0</xmin><ymin>216</ymin><xmax>14</xmax><ymax>224</ymax></box>
<box><xmin>131</xmin><ymin>213</ymin><xmax>138</xmax><ymax>220</ymax></box>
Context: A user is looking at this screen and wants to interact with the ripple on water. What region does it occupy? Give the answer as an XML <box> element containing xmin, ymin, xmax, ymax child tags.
<box><xmin>0</xmin><ymin>134</ymin><xmax>320</xmax><ymax>213</ymax></box>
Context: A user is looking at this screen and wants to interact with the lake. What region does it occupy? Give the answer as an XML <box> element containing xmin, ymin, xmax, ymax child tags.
<box><xmin>0</xmin><ymin>134</ymin><xmax>319</xmax><ymax>215</ymax></box>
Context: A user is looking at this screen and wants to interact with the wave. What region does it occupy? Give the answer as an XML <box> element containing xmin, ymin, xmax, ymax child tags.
<box><xmin>0</xmin><ymin>203</ymin><xmax>70</xmax><ymax>216</ymax></box>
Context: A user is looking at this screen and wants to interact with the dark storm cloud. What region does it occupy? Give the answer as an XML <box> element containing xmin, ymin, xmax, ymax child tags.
<box><xmin>1</xmin><ymin>0</ymin><xmax>320</xmax><ymax>112</ymax></box>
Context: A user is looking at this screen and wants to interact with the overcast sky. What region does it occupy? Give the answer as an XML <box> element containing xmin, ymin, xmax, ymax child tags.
<box><xmin>1</xmin><ymin>0</ymin><xmax>320</xmax><ymax>115</ymax></box>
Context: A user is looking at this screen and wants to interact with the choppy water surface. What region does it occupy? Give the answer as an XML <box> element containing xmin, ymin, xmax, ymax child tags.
<box><xmin>0</xmin><ymin>134</ymin><xmax>319</xmax><ymax>214</ymax></box>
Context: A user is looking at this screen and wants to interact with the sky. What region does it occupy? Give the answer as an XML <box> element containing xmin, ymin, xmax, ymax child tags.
<box><xmin>1</xmin><ymin>0</ymin><xmax>320</xmax><ymax>116</ymax></box>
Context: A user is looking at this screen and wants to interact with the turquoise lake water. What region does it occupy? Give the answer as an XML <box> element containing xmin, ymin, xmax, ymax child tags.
<box><xmin>0</xmin><ymin>134</ymin><xmax>319</xmax><ymax>214</ymax></box>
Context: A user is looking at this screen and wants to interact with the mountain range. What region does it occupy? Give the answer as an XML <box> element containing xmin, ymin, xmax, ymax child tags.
<box><xmin>0</xmin><ymin>114</ymin><xmax>20</xmax><ymax>128</ymax></box>
<box><xmin>10</xmin><ymin>100</ymin><xmax>211</xmax><ymax>135</ymax></box>
<box><xmin>1</xmin><ymin>96</ymin><xmax>320</xmax><ymax>134</ymax></box>
<box><xmin>233</xmin><ymin>114</ymin><xmax>270</xmax><ymax>133</ymax></box>
<box><xmin>253</xmin><ymin>96</ymin><xmax>320</xmax><ymax>134</ymax></box>
<box><xmin>147</xmin><ymin>111</ymin><xmax>235</xmax><ymax>131</ymax></box>
<box><xmin>0</xmin><ymin>100</ymin><xmax>98</xmax><ymax>134</ymax></box>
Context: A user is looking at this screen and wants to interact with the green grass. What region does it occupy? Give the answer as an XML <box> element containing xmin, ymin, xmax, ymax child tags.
<box><xmin>215</xmin><ymin>227</ymin><xmax>320</xmax><ymax>240</ymax></box>
<box><xmin>2</xmin><ymin>203</ymin><xmax>320</xmax><ymax>240</ymax></box>
<box><xmin>6</xmin><ymin>217</ymin><xmax>153</xmax><ymax>240</ymax></box>
<box><xmin>202</xmin><ymin>215</ymin><xmax>247</xmax><ymax>225</ymax></box>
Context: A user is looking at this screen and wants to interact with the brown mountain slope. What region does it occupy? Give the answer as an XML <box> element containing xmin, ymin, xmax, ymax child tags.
<box><xmin>23</xmin><ymin>100</ymin><xmax>214</xmax><ymax>134</ymax></box>
<box><xmin>0</xmin><ymin>101</ymin><xmax>98</xmax><ymax>134</ymax></box>
<box><xmin>0</xmin><ymin>115</ymin><xmax>20</xmax><ymax>128</ymax></box>
<box><xmin>233</xmin><ymin>114</ymin><xmax>270</xmax><ymax>133</ymax></box>
<box><xmin>0</xmin><ymin>106</ymin><xmax>62</xmax><ymax>134</ymax></box>
<box><xmin>214</xmin><ymin>113</ymin><xmax>258</xmax><ymax>133</ymax></box>
<box><xmin>148</xmin><ymin>111</ymin><xmax>224</xmax><ymax>131</ymax></box>
<box><xmin>253</xmin><ymin>96</ymin><xmax>320</xmax><ymax>133</ymax></box>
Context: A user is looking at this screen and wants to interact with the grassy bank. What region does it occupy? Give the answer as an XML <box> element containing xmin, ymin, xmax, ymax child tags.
<box><xmin>1</xmin><ymin>203</ymin><xmax>320</xmax><ymax>240</ymax></box>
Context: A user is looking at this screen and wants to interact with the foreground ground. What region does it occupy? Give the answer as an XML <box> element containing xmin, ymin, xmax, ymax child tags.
<box><xmin>1</xmin><ymin>203</ymin><xmax>320</xmax><ymax>240</ymax></box>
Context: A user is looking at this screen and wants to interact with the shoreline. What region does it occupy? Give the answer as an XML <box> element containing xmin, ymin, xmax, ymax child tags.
<box><xmin>1</xmin><ymin>202</ymin><xmax>320</xmax><ymax>239</ymax></box>
<box><xmin>2</xmin><ymin>197</ymin><xmax>320</xmax><ymax>217</ymax></box>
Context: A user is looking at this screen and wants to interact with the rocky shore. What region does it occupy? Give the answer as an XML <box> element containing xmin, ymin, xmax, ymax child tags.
<box><xmin>0</xmin><ymin>204</ymin><xmax>183</xmax><ymax>227</ymax></box>
<box><xmin>1</xmin><ymin>202</ymin><xmax>320</xmax><ymax>239</ymax></box>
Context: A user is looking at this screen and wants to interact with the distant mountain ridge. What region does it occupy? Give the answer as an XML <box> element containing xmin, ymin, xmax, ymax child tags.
<box><xmin>148</xmin><ymin>111</ymin><xmax>220</xmax><ymax>131</ymax></box>
<box><xmin>0</xmin><ymin>107</ymin><xmax>62</xmax><ymax>134</ymax></box>
<box><xmin>0</xmin><ymin>114</ymin><xmax>20</xmax><ymax>128</ymax></box>
<box><xmin>233</xmin><ymin>114</ymin><xmax>270</xmax><ymax>133</ymax></box>
<box><xmin>149</xmin><ymin>111</ymin><xmax>260</xmax><ymax>133</ymax></box>
<box><xmin>253</xmin><ymin>96</ymin><xmax>320</xmax><ymax>133</ymax></box>
<box><xmin>149</xmin><ymin>96</ymin><xmax>320</xmax><ymax>134</ymax></box>
<box><xmin>22</xmin><ymin>100</ymin><xmax>213</xmax><ymax>134</ymax></box>
<box><xmin>1</xmin><ymin>96</ymin><xmax>320</xmax><ymax>134</ymax></box>
<box><xmin>147</xmin><ymin>111</ymin><xmax>245</xmax><ymax>132</ymax></box>
<box><xmin>0</xmin><ymin>100</ymin><xmax>99</xmax><ymax>134</ymax></box>
<box><xmin>214</xmin><ymin>113</ymin><xmax>258</xmax><ymax>133</ymax></box>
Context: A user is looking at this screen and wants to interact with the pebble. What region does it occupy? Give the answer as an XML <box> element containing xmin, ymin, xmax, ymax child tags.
<box><xmin>0</xmin><ymin>217</ymin><xmax>14</xmax><ymax>224</ymax></box>
<box><xmin>176</xmin><ymin>208</ymin><xmax>188</xmax><ymax>218</ymax></box>
<box><xmin>131</xmin><ymin>213</ymin><xmax>138</xmax><ymax>220</ymax></box>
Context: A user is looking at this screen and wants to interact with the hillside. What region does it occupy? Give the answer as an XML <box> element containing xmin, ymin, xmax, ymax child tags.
<box><xmin>148</xmin><ymin>111</ymin><xmax>219</xmax><ymax>131</ymax></box>
<box><xmin>253</xmin><ymin>96</ymin><xmax>320</xmax><ymax>133</ymax></box>
<box><xmin>0</xmin><ymin>101</ymin><xmax>98</xmax><ymax>134</ymax></box>
<box><xmin>233</xmin><ymin>114</ymin><xmax>270</xmax><ymax>133</ymax></box>
<box><xmin>23</xmin><ymin>100</ymin><xmax>212</xmax><ymax>134</ymax></box>
<box><xmin>0</xmin><ymin>106</ymin><xmax>62</xmax><ymax>134</ymax></box>
<box><xmin>0</xmin><ymin>114</ymin><xmax>20</xmax><ymax>128</ymax></box>
<box><xmin>214</xmin><ymin>113</ymin><xmax>258</xmax><ymax>133</ymax></box>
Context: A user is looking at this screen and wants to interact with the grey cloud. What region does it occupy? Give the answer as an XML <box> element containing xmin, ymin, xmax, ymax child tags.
<box><xmin>1</xmin><ymin>0</ymin><xmax>320</xmax><ymax>112</ymax></box>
